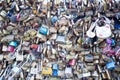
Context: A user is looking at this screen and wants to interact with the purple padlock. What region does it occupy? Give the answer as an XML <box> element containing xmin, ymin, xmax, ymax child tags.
<box><xmin>106</xmin><ymin>38</ymin><xmax>112</xmax><ymax>44</ymax></box>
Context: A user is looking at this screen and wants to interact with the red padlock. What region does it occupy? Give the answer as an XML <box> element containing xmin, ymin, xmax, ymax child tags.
<box><xmin>30</xmin><ymin>44</ymin><xmax>38</xmax><ymax>49</ymax></box>
<box><xmin>68</xmin><ymin>59</ymin><xmax>76</xmax><ymax>66</ymax></box>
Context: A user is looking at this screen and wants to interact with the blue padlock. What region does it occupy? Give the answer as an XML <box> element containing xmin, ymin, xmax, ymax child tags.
<box><xmin>111</xmin><ymin>39</ymin><xmax>115</xmax><ymax>46</ymax></box>
<box><xmin>10</xmin><ymin>15</ymin><xmax>17</xmax><ymax>22</ymax></box>
<box><xmin>52</xmin><ymin>64</ymin><xmax>58</xmax><ymax>70</ymax></box>
<box><xmin>114</xmin><ymin>16</ymin><xmax>120</xmax><ymax>29</ymax></box>
<box><xmin>51</xmin><ymin>16</ymin><xmax>58</xmax><ymax>24</ymax></box>
<box><xmin>106</xmin><ymin>61</ymin><xmax>115</xmax><ymax>70</ymax></box>
<box><xmin>39</xmin><ymin>25</ymin><xmax>48</xmax><ymax>35</ymax></box>
<box><xmin>52</xmin><ymin>64</ymin><xmax>58</xmax><ymax>76</ymax></box>
<box><xmin>114</xmin><ymin>22</ymin><xmax>120</xmax><ymax>29</ymax></box>
<box><xmin>52</xmin><ymin>70</ymin><xmax>58</xmax><ymax>76</ymax></box>
<box><xmin>9</xmin><ymin>41</ymin><xmax>17</xmax><ymax>47</ymax></box>
<box><xmin>6</xmin><ymin>9</ymin><xmax>14</xmax><ymax>17</ymax></box>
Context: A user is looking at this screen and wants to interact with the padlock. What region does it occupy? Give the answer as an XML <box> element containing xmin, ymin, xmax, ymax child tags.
<box><xmin>101</xmin><ymin>72</ymin><xmax>108</xmax><ymax>79</ymax></box>
<box><xmin>30</xmin><ymin>44</ymin><xmax>38</xmax><ymax>49</ymax></box>
<box><xmin>84</xmin><ymin>54</ymin><xmax>94</xmax><ymax>62</ymax></box>
<box><xmin>41</xmin><ymin>67</ymin><xmax>52</xmax><ymax>75</ymax></box>
<box><xmin>9</xmin><ymin>41</ymin><xmax>17</xmax><ymax>47</ymax></box>
<box><xmin>7</xmin><ymin>46</ymin><xmax>15</xmax><ymax>52</ymax></box>
<box><xmin>91</xmin><ymin>71</ymin><xmax>99</xmax><ymax>77</ymax></box>
<box><xmin>56</xmin><ymin>35</ymin><xmax>66</xmax><ymax>44</ymax></box>
<box><xmin>2</xmin><ymin>45</ymin><xmax>8</xmax><ymax>52</ymax></box>
<box><xmin>106</xmin><ymin>61</ymin><xmax>115</xmax><ymax>70</ymax></box>
<box><xmin>15</xmin><ymin>51</ymin><xmax>24</xmax><ymax>61</ymax></box>
<box><xmin>65</xmin><ymin>66</ymin><xmax>73</xmax><ymax>78</ymax></box>
<box><xmin>68</xmin><ymin>58</ymin><xmax>76</xmax><ymax>66</ymax></box>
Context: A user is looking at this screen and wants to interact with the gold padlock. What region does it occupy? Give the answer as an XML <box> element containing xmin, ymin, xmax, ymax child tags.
<box><xmin>32</xmin><ymin>6</ymin><xmax>37</xmax><ymax>14</ymax></box>
<box><xmin>41</xmin><ymin>67</ymin><xmax>52</xmax><ymax>75</ymax></box>
<box><xmin>77</xmin><ymin>37</ymin><xmax>82</xmax><ymax>45</ymax></box>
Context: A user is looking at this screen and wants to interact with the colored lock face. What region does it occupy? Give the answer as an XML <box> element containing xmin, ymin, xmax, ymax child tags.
<box><xmin>106</xmin><ymin>61</ymin><xmax>115</xmax><ymax>70</ymax></box>
<box><xmin>106</xmin><ymin>38</ymin><xmax>112</xmax><ymax>44</ymax></box>
<box><xmin>7</xmin><ymin>46</ymin><xmax>15</xmax><ymax>52</ymax></box>
<box><xmin>68</xmin><ymin>59</ymin><xmax>76</xmax><ymax>66</ymax></box>
<box><xmin>52</xmin><ymin>69</ymin><xmax>58</xmax><ymax>76</ymax></box>
<box><xmin>10</xmin><ymin>16</ymin><xmax>17</xmax><ymax>22</ymax></box>
<box><xmin>9</xmin><ymin>41</ymin><xmax>17</xmax><ymax>47</ymax></box>
<box><xmin>85</xmin><ymin>54</ymin><xmax>93</xmax><ymax>62</ymax></box>
<box><xmin>39</xmin><ymin>26</ymin><xmax>48</xmax><ymax>35</ymax></box>
<box><xmin>52</xmin><ymin>64</ymin><xmax>58</xmax><ymax>70</ymax></box>
<box><xmin>51</xmin><ymin>16</ymin><xmax>58</xmax><ymax>24</ymax></box>
<box><xmin>106</xmin><ymin>38</ymin><xmax>115</xmax><ymax>46</ymax></box>
<box><xmin>111</xmin><ymin>39</ymin><xmax>115</xmax><ymax>46</ymax></box>
<box><xmin>85</xmin><ymin>54</ymin><xmax>93</xmax><ymax>58</ymax></box>
<box><xmin>42</xmin><ymin>67</ymin><xmax>52</xmax><ymax>75</ymax></box>
<box><xmin>114</xmin><ymin>20</ymin><xmax>120</xmax><ymax>29</ymax></box>
<box><xmin>30</xmin><ymin>44</ymin><xmax>38</xmax><ymax>49</ymax></box>
<box><xmin>6</xmin><ymin>9</ymin><xmax>14</xmax><ymax>17</ymax></box>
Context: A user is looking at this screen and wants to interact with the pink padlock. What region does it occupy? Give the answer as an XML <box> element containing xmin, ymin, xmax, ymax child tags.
<box><xmin>68</xmin><ymin>59</ymin><xmax>76</xmax><ymax>66</ymax></box>
<box><xmin>7</xmin><ymin>46</ymin><xmax>15</xmax><ymax>52</ymax></box>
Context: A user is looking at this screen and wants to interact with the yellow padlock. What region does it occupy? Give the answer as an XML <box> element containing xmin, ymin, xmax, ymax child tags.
<box><xmin>41</xmin><ymin>67</ymin><xmax>52</xmax><ymax>75</ymax></box>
